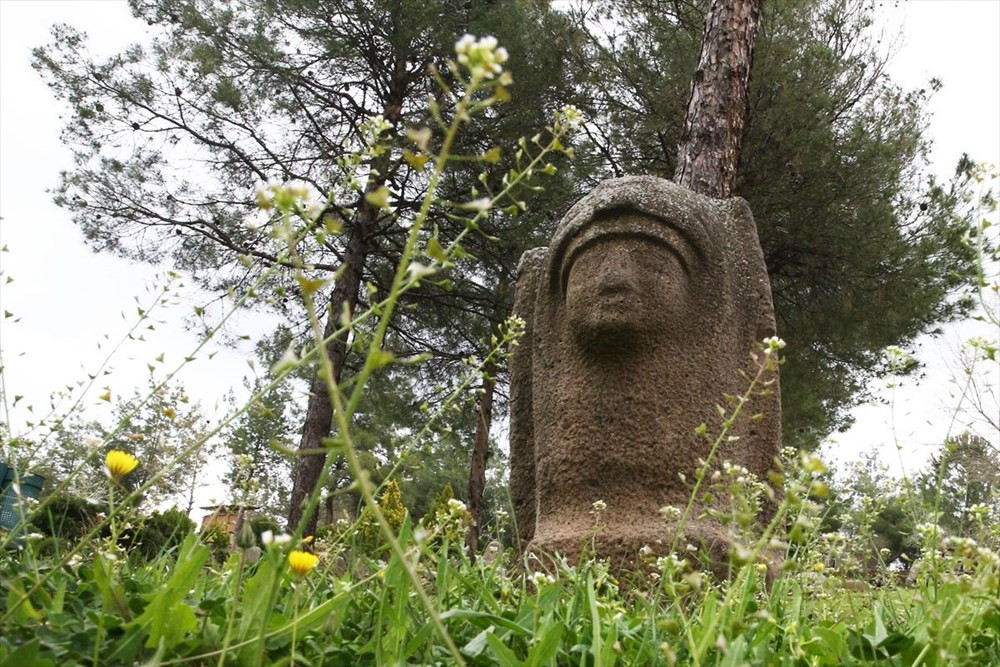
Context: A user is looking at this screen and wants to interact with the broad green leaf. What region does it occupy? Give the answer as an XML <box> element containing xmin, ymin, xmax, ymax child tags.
<box><xmin>486</xmin><ymin>631</ymin><xmax>522</xmax><ymax>667</ymax></box>
<box><xmin>462</xmin><ymin>627</ymin><xmax>491</xmax><ymax>658</ymax></box>
<box><xmin>131</xmin><ymin>534</ymin><xmax>209</xmax><ymax>649</ymax></box>
<box><xmin>526</xmin><ymin>620</ymin><xmax>565</xmax><ymax>665</ymax></box>
<box><xmin>438</xmin><ymin>609</ymin><xmax>530</xmax><ymax>636</ymax></box>
<box><xmin>864</xmin><ymin>603</ymin><xmax>888</xmax><ymax>648</ymax></box>
<box><xmin>3</xmin><ymin>639</ymin><xmax>53</xmax><ymax>667</ymax></box>
<box><xmin>93</xmin><ymin>555</ymin><xmax>131</xmax><ymax>620</ymax></box>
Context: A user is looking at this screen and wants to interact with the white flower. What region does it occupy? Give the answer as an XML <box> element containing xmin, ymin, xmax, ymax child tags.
<box><xmin>976</xmin><ymin>547</ymin><xmax>999</xmax><ymax>567</ymax></box>
<box><xmin>655</xmin><ymin>554</ymin><xmax>686</xmax><ymax>571</ymax></box>
<box><xmin>455</xmin><ymin>34</ymin><xmax>476</xmax><ymax>54</ymax></box>
<box><xmin>529</xmin><ymin>571</ymin><xmax>555</xmax><ymax>587</ymax></box>
<box><xmin>591</xmin><ymin>499</ymin><xmax>607</xmax><ymax>513</ymax></box>
<box><xmin>763</xmin><ymin>336</ymin><xmax>786</xmax><ymax>354</ymax></box>
<box><xmin>453</xmin><ymin>34</ymin><xmax>508</xmax><ymax>79</ymax></box>
<box><xmin>461</xmin><ymin>197</ymin><xmax>492</xmax><ymax>212</ymax></box>
<box><xmin>406</xmin><ymin>262</ymin><xmax>436</xmax><ymax>282</ymax></box>
<box><xmin>261</xmin><ymin>530</ymin><xmax>293</xmax><ymax>547</ymax></box>
<box><xmin>557</xmin><ymin>104</ymin><xmax>584</xmax><ymax>130</ymax></box>
<box><xmin>658</xmin><ymin>505</ymin><xmax>681</xmax><ymax>521</ymax></box>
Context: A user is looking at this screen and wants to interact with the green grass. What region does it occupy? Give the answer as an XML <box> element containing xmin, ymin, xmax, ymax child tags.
<box><xmin>1</xmin><ymin>517</ymin><xmax>997</xmax><ymax>666</ymax></box>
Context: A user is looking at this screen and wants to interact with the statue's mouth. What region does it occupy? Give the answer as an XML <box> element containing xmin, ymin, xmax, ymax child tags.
<box><xmin>597</xmin><ymin>282</ymin><xmax>631</xmax><ymax>296</ymax></box>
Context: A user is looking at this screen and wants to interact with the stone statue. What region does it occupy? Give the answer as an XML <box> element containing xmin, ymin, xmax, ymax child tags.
<box><xmin>509</xmin><ymin>175</ymin><xmax>781</xmax><ymax>571</ymax></box>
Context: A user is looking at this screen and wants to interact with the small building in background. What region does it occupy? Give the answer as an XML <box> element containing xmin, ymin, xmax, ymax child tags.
<box><xmin>199</xmin><ymin>503</ymin><xmax>258</xmax><ymax>536</ymax></box>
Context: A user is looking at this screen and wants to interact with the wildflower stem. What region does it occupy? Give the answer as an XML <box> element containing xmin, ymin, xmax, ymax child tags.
<box><xmin>669</xmin><ymin>352</ymin><xmax>776</xmax><ymax>554</ymax></box>
<box><xmin>292</xmin><ymin>75</ymin><xmax>477</xmax><ymax>667</ymax></box>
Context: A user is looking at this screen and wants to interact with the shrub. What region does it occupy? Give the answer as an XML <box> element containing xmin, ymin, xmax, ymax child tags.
<box><xmin>127</xmin><ymin>507</ymin><xmax>195</xmax><ymax>560</ymax></box>
<box><xmin>30</xmin><ymin>494</ymin><xmax>101</xmax><ymax>542</ymax></box>
<box><xmin>357</xmin><ymin>479</ymin><xmax>408</xmax><ymax>551</ymax></box>
<box><xmin>200</xmin><ymin>523</ymin><xmax>232</xmax><ymax>563</ymax></box>
<box><xmin>249</xmin><ymin>515</ymin><xmax>281</xmax><ymax>546</ymax></box>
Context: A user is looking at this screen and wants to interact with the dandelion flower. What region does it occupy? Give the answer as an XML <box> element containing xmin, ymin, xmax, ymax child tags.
<box><xmin>288</xmin><ymin>550</ymin><xmax>319</xmax><ymax>576</ymax></box>
<box><xmin>105</xmin><ymin>450</ymin><xmax>139</xmax><ymax>480</ymax></box>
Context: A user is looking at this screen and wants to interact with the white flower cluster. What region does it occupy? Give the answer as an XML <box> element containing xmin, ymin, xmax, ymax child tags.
<box><xmin>976</xmin><ymin>547</ymin><xmax>1000</xmax><ymax>568</ymax></box>
<box><xmin>255</xmin><ymin>180</ymin><xmax>314</xmax><ymax>212</ymax></box>
<box><xmin>454</xmin><ymin>34</ymin><xmax>509</xmax><ymax>79</ymax></box>
<box><xmin>427</xmin><ymin>497</ymin><xmax>471</xmax><ymax>540</ymax></box>
<box><xmin>799</xmin><ymin>452</ymin><xmax>826</xmax><ymax>476</ymax></box>
<box><xmin>763</xmin><ymin>336</ymin><xmax>786</xmax><ymax>354</ymax></box>
<box><xmin>261</xmin><ymin>530</ymin><xmax>292</xmax><ymax>547</ymax></box>
<box><xmin>968</xmin><ymin>502</ymin><xmax>995</xmax><ymax>519</ymax></box>
<box><xmin>361</xmin><ymin>114</ymin><xmax>394</xmax><ymax>139</ymax></box>
<box><xmin>716</xmin><ymin>461</ymin><xmax>752</xmax><ymax>483</ymax></box>
<box><xmin>591</xmin><ymin>499</ymin><xmax>607</xmax><ymax>513</ymax></box>
<box><xmin>883</xmin><ymin>345</ymin><xmax>914</xmax><ymax>373</ymax></box>
<box><xmin>655</xmin><ymin>553</ymin><xmax>687</xmax><ymax>572</ymax></box>
<box><xmin>557</xmin><ymin>104</ymin><xmax>585</xmax><ymax>130</ymax></box>
<box><xmin>915</xmin><ymin>522</ymin><xmax>941</xmax><ymax>542</ymax></box>
<box><xmin>820</xmin><ymin>531</ymin><xmax>849</xmax><ymax>545</ymax></box>
<box><xmin>658</xmin><ymin>505</ymin><xmax>682</xmax><ymax>521</ymax></box>
<box><xmin>529</xmin><ymin>570</ymin><xmax>555</xmax><ymax>587</ymax></box>
<box><xmin>941</xmin><ymin>535</ymin><xmax>998</xmax><ymax>568</ymax></box>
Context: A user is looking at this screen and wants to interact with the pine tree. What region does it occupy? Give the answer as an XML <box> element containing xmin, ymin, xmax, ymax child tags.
<box><xmin>567</xmin><ymin>0</ymin><xmax>986</xmax><ymax>446</ymax></box>
<box><xmin>34</xmin><ymin>0</ymin><xmax>584</xmax><ymax>535</ymax></box>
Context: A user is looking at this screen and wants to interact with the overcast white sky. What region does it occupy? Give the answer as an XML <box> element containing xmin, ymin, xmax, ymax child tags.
<box><xmin>0</xmin><ymin>1</ymin><xmax>997</xmax><ymax>512</ymax></box>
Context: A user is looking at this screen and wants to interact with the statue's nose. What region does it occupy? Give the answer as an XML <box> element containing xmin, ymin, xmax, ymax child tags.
<box><xmin>594</xmin><ymin>247</ymin><xmax>637</xmax><ymax>294</ymax></box>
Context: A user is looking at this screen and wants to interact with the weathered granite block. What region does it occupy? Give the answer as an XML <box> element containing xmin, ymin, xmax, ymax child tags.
<box><xmin>509</xmin><ymin>175</ymin><xmax>781</xmax><ymax>571</ymax></box>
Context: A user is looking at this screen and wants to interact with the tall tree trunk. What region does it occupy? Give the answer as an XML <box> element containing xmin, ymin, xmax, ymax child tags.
<box><xmin>285</xmin><ymin>57</ymin><xmax>409</xmax><ymax>536</ymax></box>
<box><xmin>674</xmin><ymin>0</ymin><xmax>763</xmax><ymax>198</ymax></box>
<box><xmin>285</xmin><ymin>214</ymin><xmax>371</xmax><ymax>536</ymax></box>
<box><xmin>466</xmin><ymin>275</ymin><xmax>509</xmax><ymax>558</ymax></box>
<box><xmin>465</xmin><ymin>360</ymin><xmax>496</xmax><ymax>559</ymax></box>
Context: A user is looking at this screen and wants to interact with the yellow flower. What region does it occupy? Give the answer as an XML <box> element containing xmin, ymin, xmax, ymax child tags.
<box><xmin>288</xmin><ymin>550</ymin><xmax>319</xmax><ymax>576</ymax></box>
<box><xmin>105</xmin><ymin>450</ymin><xmax>139</xmax><ymax>480</ymax></box>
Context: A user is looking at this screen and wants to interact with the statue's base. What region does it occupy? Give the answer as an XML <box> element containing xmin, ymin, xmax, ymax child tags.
<box><xmin>526</xmin><ymin>520</ymin><xmax>781</xmax><ymax>585</ymax></box>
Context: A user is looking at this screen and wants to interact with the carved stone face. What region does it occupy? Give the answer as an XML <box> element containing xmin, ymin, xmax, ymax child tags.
<box><xmin>564</xmin><ymin>232</ymin><xmax>689</xmax><ymax>350</ymax></box>
<box><xmin>510</xmin><ymin>176</ymin><xmax>781</xmax><ymax>576</ymax></box>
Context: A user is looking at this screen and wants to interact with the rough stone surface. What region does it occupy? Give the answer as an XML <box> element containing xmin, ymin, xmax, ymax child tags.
<box><xmin>509</xmin><ymin>175</ymin><xmax>781</xmax><ymax>572</ymax></box>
